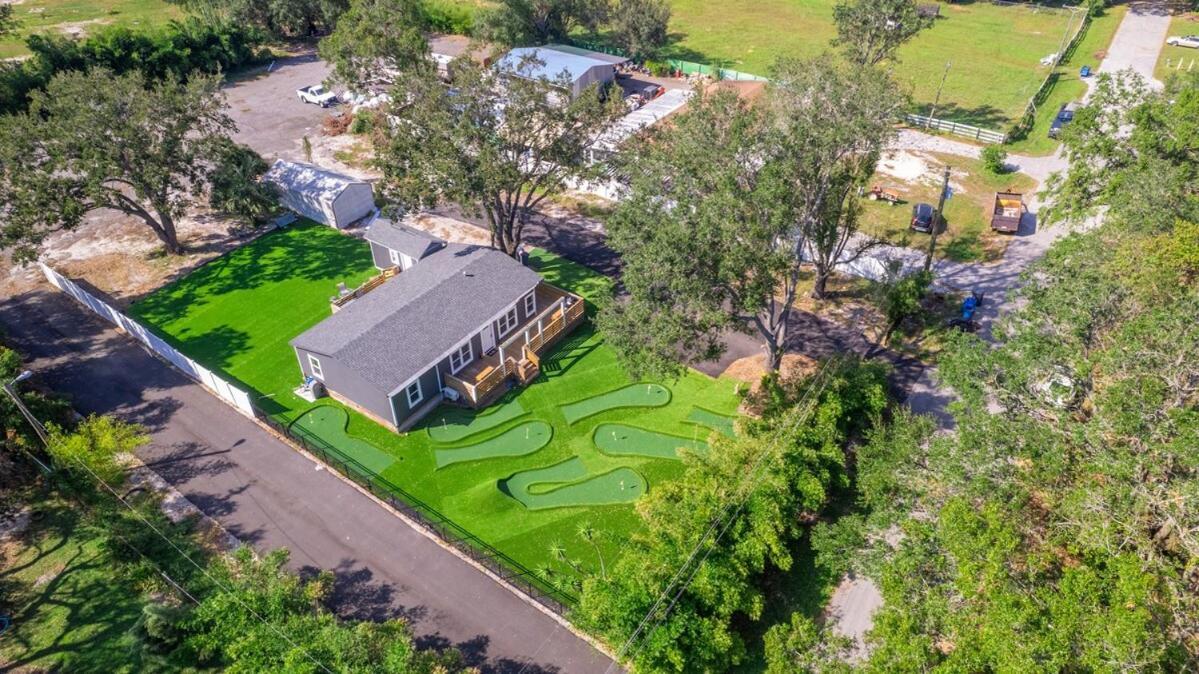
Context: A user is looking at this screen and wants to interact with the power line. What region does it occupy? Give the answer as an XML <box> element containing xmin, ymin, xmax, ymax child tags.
<box><xmin>605</xmin><ymin>357</ymin><xmax>842</xmax><ymax>671</ymax></box>
<box><xmin>47</xmin><ymin>439</ymin><xmax>338</xmax><ymax>674</ymax></box>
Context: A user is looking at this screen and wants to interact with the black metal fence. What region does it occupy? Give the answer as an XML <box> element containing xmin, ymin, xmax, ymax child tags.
<box><xmin>257</xmin><ymin>414</ymin><xmax>578</xmax><ymax>614</ymax></box>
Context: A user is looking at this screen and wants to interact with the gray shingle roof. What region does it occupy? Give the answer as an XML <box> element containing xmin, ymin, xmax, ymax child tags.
<box><xmin>291</xmin><ymin>245</ymin><xmax>542</xmax><ymax>394</ymax></box>
<box><xmin>364</xmin><ymin>217</ymin><xmax>446</xmax><ymax>261</ymax></box>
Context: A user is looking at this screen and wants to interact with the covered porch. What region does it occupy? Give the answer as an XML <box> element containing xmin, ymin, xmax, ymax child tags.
<box><xmin>444</xmin><ymin>283</ymin><xmax>586</xmax><ymax>407</ymax></box>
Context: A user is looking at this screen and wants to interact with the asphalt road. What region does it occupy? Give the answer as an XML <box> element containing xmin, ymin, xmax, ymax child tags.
<box><xmin>0</xmin><ymin>288</ymin><xmax>613</xmax><ymax>674</ymax></box>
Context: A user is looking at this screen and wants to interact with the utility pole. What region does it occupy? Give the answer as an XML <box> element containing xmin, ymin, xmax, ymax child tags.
<box><xmin>924</xmin><ymin>165</ymin><xmax>951</xmax><ymax>273</ymax></box>
<box><xmin>926</xmin><ymin>61</ymin><xmax>952</xmax><ymax>129</ymax></box>
<box><xmin>3</xmin><ymin>371</ymin><xmax>54</xmax><ymax>474</ymax></box>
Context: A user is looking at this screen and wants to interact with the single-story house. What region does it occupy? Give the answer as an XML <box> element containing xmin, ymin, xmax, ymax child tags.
<box><xmin>363</xmin><ymin>215</ymin><xmax>447</xmax><ymax>270</ymax></box>
<box><xmin>495</xmin><ymin>45</ymin><xmax>627</xmax><ymax>100</ymax></box>
<box><xmin>291</xmin><ymin>236</ymin><xmax>586</xmax><ymax>432</ymax></box>
<box><xmin>262</xmin><ymin>159</ymin><xmax>376</xmax><ymax>229</ymax></box>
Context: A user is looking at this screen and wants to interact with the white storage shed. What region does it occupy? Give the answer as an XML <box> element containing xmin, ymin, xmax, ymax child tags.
<box><xmin>262</xmin><ymin>160</ymin><xmax>376</xmax><ymax>229</ymax></box>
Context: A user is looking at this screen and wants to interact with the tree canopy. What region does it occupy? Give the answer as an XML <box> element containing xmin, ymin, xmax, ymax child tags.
<box><xmin>478</xmin><ymin>0</ymin><xmax>610</xmax><ymax>47</ymax></box>
<box><xmin>831</xmin><ymin>0</ymin><xmax>933</xmax><ymax>67</ymax></box>
<box><xmin>609</xmin><ymin>0</ymin><xmax>672</xmax><ymax>61</ymax></box>
<box><xmin>319</xmin><ymin>0</ymin><xmax>431</xmax><ymax>91</ymax></box>
<box><xmin>0</xmin><ymin>69</ymin><xmax>271</xmax><ymax>260</ymax></box>
<box><xmin>766</xmin><ymin>70</ymin><xmax>1199</xmax><ymax>673</ymax></box>
<box><xmin>373</xmin><ymin>58</ymin><xmax>623</xmax><ymax>257</ymax></box>
<box><xmin>168</xmin><ymin>0</ymin><xmax>348</xmax><ymax>37</ymax></box>
<box><xmin>600</xmin><ymin>56</ymin><xmax>903</xmax><ymax>378</ymax></box>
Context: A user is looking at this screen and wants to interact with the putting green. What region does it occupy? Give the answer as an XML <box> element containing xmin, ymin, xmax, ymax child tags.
<box><xmin>426</xmin><ymin>399</ymin><xmax>527</xmax><ymax>443</ymax></box>
<box><xmin>685</xmin><ymin>407</ymin><xmax>738</xmax><ymax>439</ymax></box>
<box><xmin>435</xmin><ymin>421</ymin><xmax>553</xmax><ymax>469</ymax></box>
<box><xmin>560</xmin><ymin>383</ymin><xmax>671</xmax><ymax>424</ymax></box>
<box><xmin>290</xmin><ymin>406</ymin><xmax>396</xmax><ymax>474</ymax></box>
<box><xmin>501</xmin><ymin>457</ymin><xmax>647</xmax><ymax>510</ymax></box>
<box><xmin>593</xmin><ymin>423</ymin><xmax>708</xmax><ymax>460</ymax></box>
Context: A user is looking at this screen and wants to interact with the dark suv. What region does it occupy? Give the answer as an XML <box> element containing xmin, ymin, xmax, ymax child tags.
<box><xmin>911</xmin><ymin>202</ymin><xmax>937</xmax><ymax>233</ymax></box>
<box><xmin>1048</xmin><ymin>102</ymin><xmax>1079</xmax><ymax>139</ymax></box>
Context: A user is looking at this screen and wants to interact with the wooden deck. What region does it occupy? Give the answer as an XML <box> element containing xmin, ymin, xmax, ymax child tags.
<box><xmin>444</xmin><ymin>284</ymin><xmax>585</xmax><ymax>408</ymax></box>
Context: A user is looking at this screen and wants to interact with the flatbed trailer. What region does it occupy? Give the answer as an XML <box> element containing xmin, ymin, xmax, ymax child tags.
<box><xmin>991</xmin><ymin>191</ymin><xmax>1024</xmax><ymax>233</ymax></box>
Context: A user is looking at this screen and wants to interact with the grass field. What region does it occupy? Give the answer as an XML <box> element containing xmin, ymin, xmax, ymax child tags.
<box><xmin>1155</xmin><ymin>14</ymin><xmax>1199</xmax><ymax>83</ymax></box>
<box><xmin>128</xmin><ymin>221</ymin><xmax>741</xmax><ymax>586</ymax></box>
<box><xmin>0</xmin><ymin>0</ymin><xmax>182</xmax><ymax>59</ymax></box>
<box><xmin>859</xmin><ymin>151</ymin><xmax>1037</xmax><ymax>262</ymax></box>
<box><xmin>578</xmin><ymin>0</ymin><xmax>1084</xmax><ymax>128</ymax></box>
<box><xmin>0</xmin><ymin>501</ymin><xmax>170</xmax><ymax>672</ymax></box>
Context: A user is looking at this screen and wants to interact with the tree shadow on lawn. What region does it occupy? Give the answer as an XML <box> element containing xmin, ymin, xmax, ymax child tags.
<box><xmin>913</xmin><ymin>101</ymin><xmax>1011</xmax><ymax>130</ymax></box>
<box><xmin>130</xmin><ymin>221</ymin><xmax>373</xmax><ymax>332</ymax></box>
<box><xmin>0</xmin><ymin>505</ymin><xmax>147</xmax><ymax>673</ymax></box>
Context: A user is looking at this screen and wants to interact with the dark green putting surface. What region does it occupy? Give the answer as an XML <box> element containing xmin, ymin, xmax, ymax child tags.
<box><xmin>685</xmin><ymin>406</ymin><xmax>738</xmax><ymax>438</ymax></box>
<box><xmin>593</xmin><ymin>423</ymin><xmax>709</xmax><ymax>460</ymax></box>
<box><xmin>501</xmin><ymin>457</ymin><xmax>647</xmax><ymax>510</ymax></box>
<box><xmin>426</xmin><ymin>399</ymin><xmax>527</xmax><ymax>443</ymax></box>
<box><xmin>435</xmin><ymin>421</ymin><xmax>553</xmax><ymax>468</ymax></box>
<box><xmin>290</xmin><ymin>406</ymin><xmax>397</xmax><ymax>474</ymax></box>
<box><xmin>560</xmin><ymin>383</ymin><xmax>671</xmax><ymax>424</ymax></box>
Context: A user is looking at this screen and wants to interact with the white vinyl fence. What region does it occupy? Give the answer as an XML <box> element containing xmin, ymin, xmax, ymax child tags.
<box><xmin>904</xmin><ymin>114</ymin><xmax>1008</xmax><ymax>144</ymax></box>
<box><xmin>39</xmin><ymin>263</ymin><xmax>256</xmax><ymax>418</ymax></box>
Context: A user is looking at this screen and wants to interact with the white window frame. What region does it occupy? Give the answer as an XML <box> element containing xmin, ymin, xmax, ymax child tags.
<box><xmin>307</xmin><ymin>354</ymin><xmax>324</xmax><ymax>380</ymax></box>
<box><xmin>497</xmin><ymin>306</ymin><xmax>519</xmax><ymax>337</ymax></box>
<box><xmin>523</xmin><ymin>291</ymin><xmax>536</xmax><ymax>317</ymax></box>
<box><xmin>449</xmin><ymin>340</ymin><xmax>474</xmax><ymax>374</ymax></box>
<box><xmin>388</xmin><ymin>248</ymin><xmax>401</xmax><ymax>267</ymax></box>
<box><xmin>405</xmin><ymin>379</ymin><xmax>423</xmax><ymax>408</ymax></box>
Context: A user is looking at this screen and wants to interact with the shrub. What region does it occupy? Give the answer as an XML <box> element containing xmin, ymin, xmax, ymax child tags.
<box><xmin>0</xmin><ymin>19</ymin><xmax>268</xmax><ymax>116</ymax></box>
<box><xmin>981</xmin><ymin>145</ymin><xmax>1008</xmax><ymax>174</ymax></box>
<box><xmin>424</xmin><ymin>0</ymin><xmax>477</xmax><ymax>34</ymax></box>
<box><xmin>644</xmin><ymin>59</ymin><xmax>671</xmax><ymax>77</ymax></box>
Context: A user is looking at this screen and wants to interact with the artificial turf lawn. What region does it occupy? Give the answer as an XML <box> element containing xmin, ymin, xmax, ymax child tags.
<box><xmin>685</xmin><ymin>407</ymin><xmax>738</xmax><ymax>439</ymax></box>
<box><xmin>501</xmin><ymin>457</ymin><xmax>648</xmax><ymax>510</ymax></box>
<box><xmin>426</xmin><ymin>398</ymin><xmax>527</xmax><ymax>443</ymax></box>
<box><xmin>560</xmin><ymin>383</ymin><xmax>671</xmax><ymax>424</ymax></box>
<box><xmin>290</xmin><ymin>406</ymin><xmax>398</xmax><ymax>474</ymax></box>
<box><xmin>434</xmin><ymin>421</ymin><xmax>553</xmax><ymax>468</ymax></box>
<box><xmin>128</xmin><ymin>221</ymin><xmax>741</xmax><ymax>581</ymax></box>
<box><xmin>593</xmin><ymin>423</ymin><xmax>709</xmax><ymax>460</ymax></box>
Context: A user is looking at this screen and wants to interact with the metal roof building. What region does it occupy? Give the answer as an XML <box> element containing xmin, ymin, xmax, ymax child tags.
<box><xmin>496</xmin><ymin>45</ymin><xmax>627</xmax><ymax>99</ymax></box>
<box><xmin>262</xmin><ymin>159</ymin><xmax>376</xmax><ymax>229</ymax></box>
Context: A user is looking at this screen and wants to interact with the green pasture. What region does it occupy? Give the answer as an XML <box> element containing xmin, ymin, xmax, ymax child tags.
<box><xmin>0</xmin><ymin>0</ymin><xmax>183</xmax><ymax>59</ymax></box>
<box><xmin>128</xmin><ymin>220</ymin><xmax>742</xmax><ymax>584</ymax></box>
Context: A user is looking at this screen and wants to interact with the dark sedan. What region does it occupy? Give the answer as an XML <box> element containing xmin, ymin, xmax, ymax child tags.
<box><xmin>911</xmin><ymin>202</ymin><xmax>937</xmax><ymax>233</ymax></box>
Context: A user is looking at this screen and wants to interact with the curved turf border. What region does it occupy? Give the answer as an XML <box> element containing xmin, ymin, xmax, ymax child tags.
<box><xmin>434</xmin><ymin>421</ymin><xmax>553</xmax><ymax>469</ymax></box>
<box><xmin>559</xmin><ymin>383</ymin><xmax>672</xmax><ymax>425</ymax></box>
<box><xmin>289</xmin><ymin>406</ymin><xmax>397</xmax><ymax>474</ymax></box>
<box><xmin>592</xmin><ymin>423</ymin><xmax>709</xmax><ymax>460</ymax></box>
<box><xmin>499</xmin><ymin>456</ymin><xmax>647</xmax><ymax>510</ymax></box>
<box><xmin>683</xmin><ymin>406</ymin><xmax>738</xmax><ymax>439</ymax></box>
<box><xmin>425</xmin><ymin>399</ymin><xmax>529</xmax><ymax>444</ymax></box>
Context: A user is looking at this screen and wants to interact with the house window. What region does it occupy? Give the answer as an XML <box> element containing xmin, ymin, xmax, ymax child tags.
<box><xmin>405</xmin><ymin>379</ymin><xmax>422</xmax><ymax>408</ymax></box>
<box><xmin>497</xmin><ymin>307</ymin><xmax>519</xmax><ymax>336</ymax></box>
<box><xmin>523</xmin><ymin>292</ymin><xmax>536</xmax><ymax>317</ymax></box>
<box><xmin>308</xmin><ymin>354</ymin><xmax>323</xmax><ymax>380</ymax></box>
<box><xmin>388</xmin><ymin>248</ymin><xmax>401</xmax><ymax>267</ymax></box>
<box><xmin>449</xmin><ymin>340</ymin><xmax>473</xmax><ymax>374</ymax></box>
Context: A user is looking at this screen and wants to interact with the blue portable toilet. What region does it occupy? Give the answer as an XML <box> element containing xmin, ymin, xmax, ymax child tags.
<box><xmin>1080</xmin><ymin>65</ymin><xmax>1091</xmax><ymax>78</ymax></box>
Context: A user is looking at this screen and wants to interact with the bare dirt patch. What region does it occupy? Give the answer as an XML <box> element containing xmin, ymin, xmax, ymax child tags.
<box><xmin>722</xmin><ymin>352</ymin><xmax>818</xmax><ymax>384</ymax></box>
<box><xmin>1</xmin><ymin>208</ymin><xmax>266</xmax><ymax>308</ymax></box>
<box><xmin>402</xmin><ymin>212</ymin><xmax>491</xmax><ymax>247</ymax></box>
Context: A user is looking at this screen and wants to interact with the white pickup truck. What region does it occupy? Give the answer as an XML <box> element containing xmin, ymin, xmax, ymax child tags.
<box><xmin>296</xmin><ymin>85</ymin><xmax>337</xmax><ymax>107</ymax></box>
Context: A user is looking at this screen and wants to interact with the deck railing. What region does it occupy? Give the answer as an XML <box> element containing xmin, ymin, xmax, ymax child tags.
<box><xmin>331</xmin><ymin>266</ymin><xmax>398</xmax><ymax>312</ymax></box>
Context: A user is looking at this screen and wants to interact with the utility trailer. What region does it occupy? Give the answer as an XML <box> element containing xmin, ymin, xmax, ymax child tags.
<box><xmin>990</xmin><ymin>191</ymin><xmax>1024</xmax><ymax>234</ymax></box>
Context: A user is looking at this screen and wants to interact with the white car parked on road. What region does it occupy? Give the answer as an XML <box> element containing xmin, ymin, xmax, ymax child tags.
<box><xmin>1166</xmin><ymin>35</ymin><xmax>1199</xmax><ymax>49</ymax></box>
<box><xmin>297</xmin><ymin>85</ymin><xmax>337</xmax><ymax>107</ymax></box>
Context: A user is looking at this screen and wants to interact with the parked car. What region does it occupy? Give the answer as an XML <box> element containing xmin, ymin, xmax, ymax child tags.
<box><xmin>1166</xmin><ymin>35</ymin><xmax>1199</xmax><ymax>49</ymax></box>
<box><xmin>910</xmin><ymin>202</ymin><xmax>937</xmax><ymax>233</ymax></box>
<box><xmin>297</xmin><ymin>85</ymin><xmax>337</xmax><ymax>107</ymax></box>
<box><xmin>1048</xmin><ymin>101</ymin><xmax>1078</xmax><ymax>139</ymax></box>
